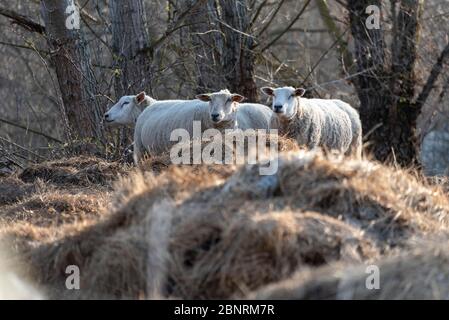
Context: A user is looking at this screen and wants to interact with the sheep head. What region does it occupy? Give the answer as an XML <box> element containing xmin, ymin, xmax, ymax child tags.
<box><xmin>104</xmin><ymin>92</ymin><xmax>152</xmax><ymax>126</ymax></box>
<box><xmin>196</xmin><ymin>89</ymin><xmax>245</xmax><ymax>125</ymax></box>
<box><xmin>261</xmin><ymin>86</ymin><xmax>305</xmax><ymax>119</ymax></box>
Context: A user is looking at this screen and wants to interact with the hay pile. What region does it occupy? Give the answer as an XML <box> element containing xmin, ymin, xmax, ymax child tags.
<box><xmin>249</xmin><ymin>243</ymin><xmax>449</xmax><ymax>299</ymax></box>
<box><xmin>3</xmin><ymin>150</ymin><xmax>449</xmax><ymax>299</ymax></box>
<box><xmin>0</xmin><ymin>156</ymin><xmax>116</xmax><ymax>229</ymax></box>
<box><xmin>0</xmin><ymin>191</ymin><xmax>106</xmax><ymax>227</ymax></box>
<box><xmin>0</xmin><ymin>176</ymin><xmax>36</xmax><ymax>205</ymax></box>
<box><xmin>139</xmin><ymin>133</ymin><xmax>299</xmax><ymax>174</ymax></box>
<box><xmin>18</xmin><ymin>156</ymin><xmax>126</xmax><ymax>187</ymax></box>
<box><xmin>274</xmin><ymin>152</ymin><xmax>449</xmax><ymax>251</ymax></box>
<box><xmin>2</xmin><ymin>164</ymin><xmax>377</xmax><ymax>299</ymax></box>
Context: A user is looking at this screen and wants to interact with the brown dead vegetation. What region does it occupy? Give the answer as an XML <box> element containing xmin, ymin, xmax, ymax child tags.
<box><xmin>18</xmin><ymin>156</ymin><xmax>126</xmax><ymax>187</ymax></box>
<box><xmin>248</xmin><ymin>243</ymin><xmax>449</xmax><ymax>300</ymax></box>
<box><xmin>0</xmin><ymin>176</ymin><xmax>36</xmax><ymax>205</ymax></box>
<box><xmin>1</xmin><ymin>151</ymin><xmax>449</xmax><ymax>299</ymax></box>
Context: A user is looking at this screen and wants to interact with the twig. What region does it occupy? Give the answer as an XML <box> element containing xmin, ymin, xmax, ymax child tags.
<box><xmin>215</xmin><ymin>19</ymin><xmax>256</xmax><ymax>39</ymax></box>
<box><xmin>316</xmin><ymin>0</ymin><xmax>354</xmax><ymax>72</ymax></box>
<box><xmin>306</xmin><ymin>66</ymin><xmax>377</xmax><ymax>91</ymax></box>
<box><xmin>150</xmin><ymin>0</ymin><xmax>205</xmax><ymax>51</ymax></box>
<box><xmin>256</xmin><ymin>0</ymin><xmax>286</xmax><ymax>37</ymax></box>
<box><xmin>0</xmin><ymin>145</ymin><xmax>25</xmax><ymax>168</ymax></box>
<box><xmin>248</xmin><ymin>0</ymin><xmax>269</xmax><ymax>31</ymax></box>
<box><xmin>415</xmin><ymin>42</ymin><xmax>449</xmax><ymax>110</ymax></box>
<box><xmin>0</xmin><ymin>117</ymin><xmax>63</xmax><ymax>143</ymax></box>
<box><xmin>301</xmin><ymin>27</ymin><xmax>350</xmax><ymax>85</ymax></box>
<box><xmin>0</xmin><ymin>136</ymin><xmax>48</xmax><ymax>161</ymax></box>
<box><xmin>259</xmin><ymin>0</ymin><xmax>312</xmax><ymax>53</ymax></box>
<box><xmin>0</xmin><ymin>6</ymin><xmax>45</xmax><ymax>33</ymax></box>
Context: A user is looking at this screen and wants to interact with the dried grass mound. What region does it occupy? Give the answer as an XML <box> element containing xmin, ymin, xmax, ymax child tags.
<box><xmin>18</xmin><ymin>156</ymin><xmax>126</xmax><ymax>187</ymax></box>
<box><xmin>168</xmin><ymin>210</ymin><xmax>377</xmax><ymax>299</ymax></box>
<box><xmin>5</xmin><ymin>150</ymin><xmax>449</xmax><ymax>299</ymax></box>
<box><xmin>249</xmin><ymin>243</ymin><xmax>449</xmax><ymax>300</ymax></box>
<box><xmin>5</xmin><ymin>163</ymin><xmax>376</xmax><ymax>299</ymax></box>
<box><xmin>0</xmin><ymin>190</ymin><xmax>106</xmax><ymax>227</ymax></box>
<box><xmin>0</xmin><ymin>176</ymin><xmax>36</xmax><ymax>206</ymax></box>
<box><xmin>225</xmin><ymin>151</ymin><xmax>449</xmax><ymax>251</ymax></box>
<box><xmin>2</xmin><ymin>168</ymin><xmax>216</xmax><ymax>299</ymax></box>
<box><xmin>139</xmin><ymin>133</ymin><xmax>299</xmax><ymax>174</ymax></box>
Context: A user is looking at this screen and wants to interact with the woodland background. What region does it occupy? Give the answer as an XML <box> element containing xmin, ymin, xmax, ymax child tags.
<box><xmin>1</xmin><ymin>0</ymin><xmax>449</xmax><ymax>174</ymax></box>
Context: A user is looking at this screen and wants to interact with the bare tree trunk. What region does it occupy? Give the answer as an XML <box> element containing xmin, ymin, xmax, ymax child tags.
<box><xmin>179</xmin><ymin>0</ymin><xmax>257</xmax><ymax>100</ymax></box>
<box><xmin>179</xmin><ymin>0</ymin><xmax>225</xmax><ymax>93</ymax></box>
<box><xmin>109</xmin><ymin>0</ymin><xmax>152</xmax><ymax>158</ymax></box>
<box><xmin>40</xmin><ymin>0</ymin><xmax>103</xmax><ymax>141</ymax></box>
<box><xmin>347</xmin><ymin>0</ymin><xmax>423</xmax><ymax>165</ymax></box>
<box><xmin>218</xmin><ymin>0</ymin><xmax>258</xmax><ymax>101</ymax></box>
<box><xmin>109</xmin><ymin>0</ymin><xmax>153</xmax><ymax>96</ymax></box>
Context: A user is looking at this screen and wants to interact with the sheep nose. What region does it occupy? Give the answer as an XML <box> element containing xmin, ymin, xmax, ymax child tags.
<box><xmin>274</xmin><ymin>105</ymin><xmax>283</xmax><ymax>113</ymax></box>
<box><xmin>211</xmin><ymin>114</ymin><xmax>220</xmax><ymax>122</ymax></box>
<box><xmin>104</xmin><ymin>113</ymin><xmax>109</xmax><ymax>119</ymax></box>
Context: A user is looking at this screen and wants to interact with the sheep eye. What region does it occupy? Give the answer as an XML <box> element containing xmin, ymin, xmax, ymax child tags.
<box><xmin>122</xmin><ymin>101</ymin><xmax>130</xmax><ymax>107</ymax></box>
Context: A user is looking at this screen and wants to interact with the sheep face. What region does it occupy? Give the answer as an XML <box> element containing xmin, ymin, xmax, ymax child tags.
<box><xmin>104</xmin><ymin>92</ymin><xmax>147</xmax><ymax>126</ymax></box>
<box><xmin>196</xmin><ymin>90</ymin><xmax>245</xmax><ymax>124</ymax></box>
<box><xmin>261</xmin><ymin>87</ymin><xmax>306</xmax><ymax>119</ymax></box>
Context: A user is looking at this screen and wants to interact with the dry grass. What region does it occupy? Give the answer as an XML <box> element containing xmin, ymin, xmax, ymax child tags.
<box><xmin>18</xmin><ymin>156</ymin><xmax>126</xmax><ymax>187</ymax></box>
<box><xmin>1</xmin><ymin>151</ymin><xmax>449</xmax><ymax>299</ymax></box>
<box><xmin>248</xmin><ymin>243</ymin><xmax>449</xmax><ymax>300</ymax></box>
<box><xmin>0</xmin><ymin>191</ymin><xmax>107</xmax><ymax>227</ymax></box>
<box><xmin>139</xmin><ymin>133</ymin><xmax>299</xmax><ymax>174</ymax></box>
<box><xmin>0</xmin><ymin>176</ymin><xmax>36</xmax><ymax>205</ymax></box>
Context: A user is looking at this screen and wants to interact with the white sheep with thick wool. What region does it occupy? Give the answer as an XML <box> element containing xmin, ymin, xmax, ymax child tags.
<box><xmin>261</xmin><ymin>86</ymin><xmax>362</xmax><ymax>157</ymax></box>
<box><xmin>104</xmin><ymin>90</ymin><xmax>275</xmax><ymax>163</ymax></box>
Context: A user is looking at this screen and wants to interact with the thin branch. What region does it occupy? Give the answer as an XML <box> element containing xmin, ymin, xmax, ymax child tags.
<box><xmin>259</xmin><ymin>0</ymin><xmax>312</xmax><ymax>53</ymax></box>
<box><xmin>0</xmin><ymin>136</ymin><xmax>48</xmax><ymax>161</ymax></box>
<box><xmin>0</xmin><ymin>117</ymin><xmax>63</xmax><ymax>143</ymax></box>
<box><xmin>256</xmin><ymin>0</ymin><xmax>286</xmax><ymax>38</ymax></box>
<box><xmin>316</xmin><ymin>0</ymin><xmax>354</xmax><ymax>72</ymax></box>
<box><xmin>215</xmin><ymin>19</ymin><xmax>256</xmax><ymax>39</ymax></box>
<box><xmin>302</xmin><ymin>27</ymin><xmax>350</xmax><ymax>85</ymax></box>
<box><xmin>0</xmin><ymin>40</ymin><xmax>49</xmax><ymax>55</ymax></box>
<box><xmin>150</xmin><ymin>0</ymin><xmax>206</xmax><ymax>51</ymax></box>
<box><xmin>270</xmin><ymin>27</ymin><xmax>328</xmax><ymax>34</ymax></box>
<box><xmin>248</xmin><ymin>0</ymin><xmax>269</xmax><ymax>31</ymax></box>
<box><xmin>0</xmin><ymin>6</ymin><xmax>45</xmax><ymax>33</ymax></box>
<box><xmin>415</xmin><ymin>42</ymin><xmax>449</xmax><ymax>110</ymax></box>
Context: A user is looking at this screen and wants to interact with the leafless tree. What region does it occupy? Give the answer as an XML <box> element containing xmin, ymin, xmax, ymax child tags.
<box><xmin>41</xmin><ymin>0</ymin><xmax>104</xmax><ymax>141</ymax></box>
<box><xmin>347</xmin><ymin>0</ymin><xmax>428</xmax><ymax>165</ymax></box>
<box><xmin>109</xmin><ymin>0</ymin><xmax>153</xmax><ymax>96</ymax></box>
<box><xmin>178</xmin><ymin>0</ymin><xmax>258</xmax><ymax>101</ymax></box>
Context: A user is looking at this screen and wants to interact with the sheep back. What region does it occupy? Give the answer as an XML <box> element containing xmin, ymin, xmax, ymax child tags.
<box><xmin>280</xmin><ymin>98</ymin><xmax>353</xmax><ymax>153</ymax></box>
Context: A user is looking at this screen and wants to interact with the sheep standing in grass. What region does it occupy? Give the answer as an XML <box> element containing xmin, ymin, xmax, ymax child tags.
<box><xmin>104</xmin><ymin>92</ymin><xmax>207</xmax><ymax>162</ymax></box>
<box><xmin>104</xmin><ymin>92</ymin><xmax>182</xmax><ymax>126</ymax></box>
<box><xmin>105</xmin><ymin>90</ymin><xmax>276</xmax><ymax>164</ymax></box>
<box><xmin>261</xmin><ymin>86</ymin><xmax>362</xmax><ymax>157</ymax></box>
<box><xmin>196</xmin><ymin>89</ymin><xmax>276</xmax><ymax>131</ymax></box>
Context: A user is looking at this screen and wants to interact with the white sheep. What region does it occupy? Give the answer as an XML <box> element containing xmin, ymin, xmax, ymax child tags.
<box><xmin>104</xmin><ymin>92</ymin><xmax>201</xmax><ymax>163</ymax></box>
<box><xmin>196</xmin><ymin>89</ymin><xmax>276</xmax><ymax>131</ymax></box>
<box><xmin>105</xmin><ymin>91</ymin><xmax>276</xmax><ymax>164</ymax></box>
<box><xmin>104</xmin><ymin>92</ymin><xmax>182</xmax><ymax>126</ymax></box>
<box><xmin>133</xmin><ymin>97</ymin><xmax>210</xmax><ymax>162</ymax></box>
<box><xmin>261</xmin><ymin>86</ymin><xmax>362</xmax><ymax>157</ymax></box>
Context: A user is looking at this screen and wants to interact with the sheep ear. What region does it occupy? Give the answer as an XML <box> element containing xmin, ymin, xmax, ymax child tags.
<box><xmin>231</xmin><ymin>94</ymin><xmax>245</xmax><ymax>103</ymax></box>
<box><xmin>135</xmin><ymin>92</ymin><xmax>146</xmax><ymax>104</ymax></box>
<box><xmin>294</xmin><ymin>88</ymin><xmax>306</xmax><ymax>97</ymax></box>
<box><xmin>261</xmin><ymin>87</ymin><xmax>274</xmax><ymax>96</ymax></box>
<box><xmin>196</xmin><ymin>94</ymin><xmax>211</xmax><ymax>102</ymax></box>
